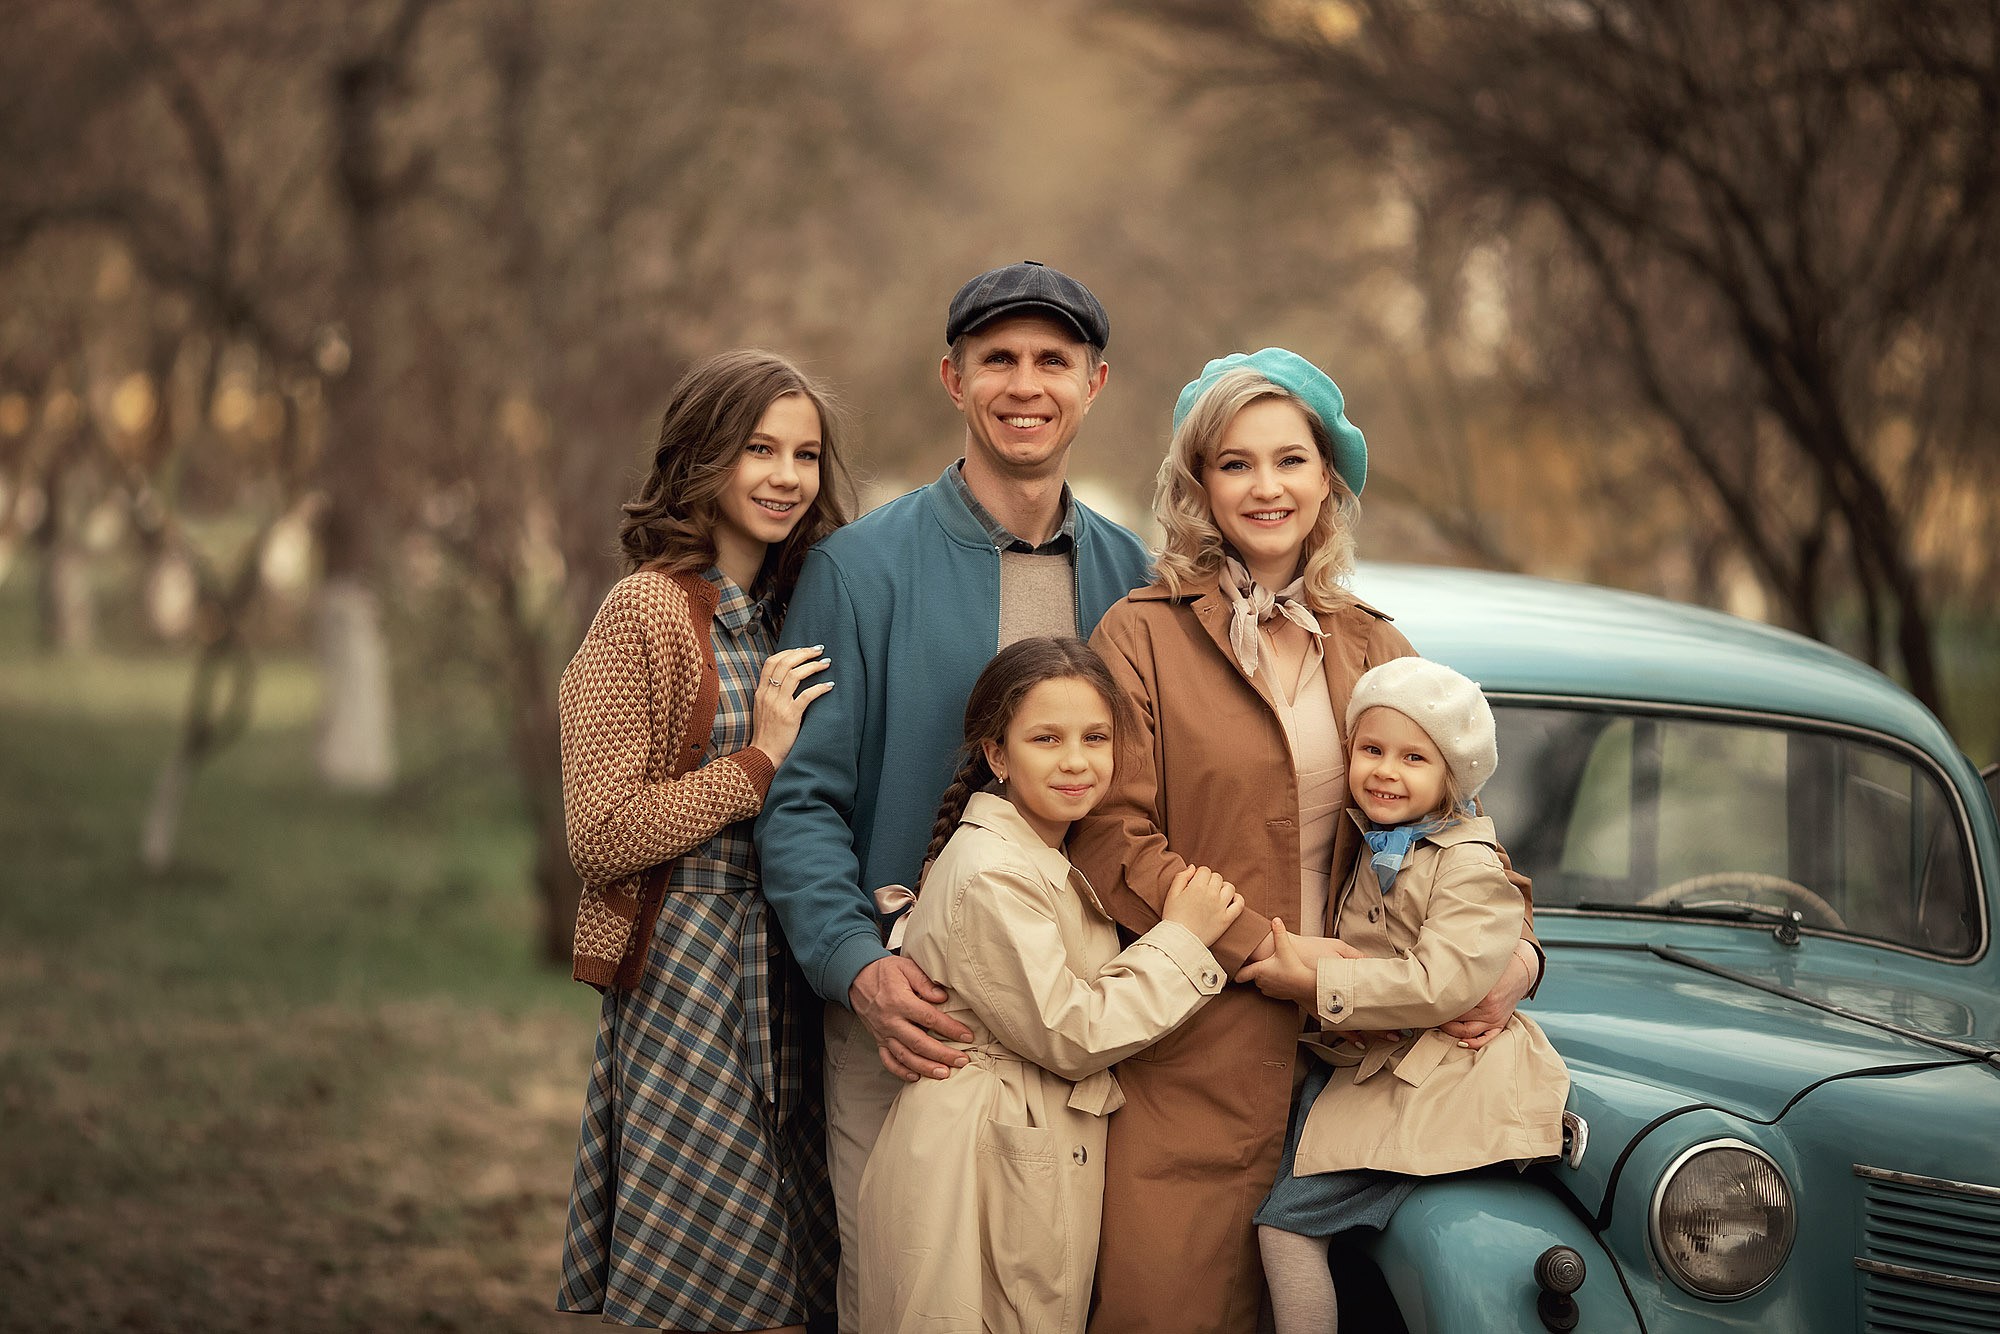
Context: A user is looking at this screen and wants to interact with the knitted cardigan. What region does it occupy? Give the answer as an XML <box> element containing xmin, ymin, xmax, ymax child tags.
<box><xmin>559</xmin><ymin>568</ymin><xmax>777</xmax><ymax>990</ymax></box>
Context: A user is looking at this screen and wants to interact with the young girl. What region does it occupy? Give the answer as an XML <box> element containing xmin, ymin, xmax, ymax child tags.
<box><xmin>856</xmin><ymin>636</ymin><xmax>1243</xmax><ymax>1334</ymax></box>
<box><xmin>554</xmin><ymin>350</ymin><xmax>852</xmax><ymax>1334</ymax></box>
<box><xmin>1238</xmin><ymin>656</ymin><xmax>1570</xmax><ymax>1334</ymax></box>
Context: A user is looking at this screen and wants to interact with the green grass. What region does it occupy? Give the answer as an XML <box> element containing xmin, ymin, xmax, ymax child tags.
<box><xmin>0</xmin><ymin>584</ymin><xmax>600</xmax><ymax>1333</ymax></box>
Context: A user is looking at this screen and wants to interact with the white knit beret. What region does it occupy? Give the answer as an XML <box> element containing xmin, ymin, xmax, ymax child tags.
<box><xmin>1345</xmin><ymin>657</ymin><xmax>1498</xmax><ymax>801</ymax></box>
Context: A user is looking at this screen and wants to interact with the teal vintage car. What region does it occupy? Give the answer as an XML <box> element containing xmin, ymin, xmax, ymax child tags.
<box><xmin>1334</xmin><ymin>564</ymin><xmax>2000</xmax><ymax>1333</ymax></box>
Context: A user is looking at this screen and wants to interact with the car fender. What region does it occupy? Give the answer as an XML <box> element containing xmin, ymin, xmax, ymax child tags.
<box><xmin>1360</xmin><ymin>1174</ymin><xmax>1640</xmax><ymax>1333</ymax></box>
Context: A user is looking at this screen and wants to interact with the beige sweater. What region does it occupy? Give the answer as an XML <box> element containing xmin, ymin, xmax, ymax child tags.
<box><xmin>559</xmin><ymin>569</ymin><xmax>775</xmax><ymax>989</ymax></box>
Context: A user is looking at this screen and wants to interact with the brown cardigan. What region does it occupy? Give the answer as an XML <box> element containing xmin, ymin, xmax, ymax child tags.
<box><xmin>559</xmin><ymin>569</ymin><xmax>776</xmax><ymax>990</ymax></box>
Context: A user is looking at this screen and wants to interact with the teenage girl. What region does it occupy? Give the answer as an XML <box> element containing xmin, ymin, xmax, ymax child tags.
<box><xmin>1238</xmin><ymin>656</ymin><xmax>1570</xmax><ymax>1334</ymax></box>
<box><xmin>554</xmin><ymin>350</ymin><xmax>852</xmax><ymax>1333</ymax></box>
<box><xmin>855</xmin><ymin>635</ymin><xmax>1243</xmax><ymax>1334</ymax></box>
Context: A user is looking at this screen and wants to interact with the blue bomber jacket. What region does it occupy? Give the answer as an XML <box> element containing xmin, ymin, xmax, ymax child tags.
<box><xmin>756</xmin><ymin>461</ymin><xmax>1153</xmax><ymax>1006</ymax></box>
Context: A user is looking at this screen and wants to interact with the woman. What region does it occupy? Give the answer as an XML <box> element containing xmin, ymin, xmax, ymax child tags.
<box><xmin>555</xmin><ymin>349</ymin><xmax>851</xmax><ymax>1333</ymax></box>
<box><xmin>1069</xmin><ymin>349</ymin><xmax>1542</xmax><ymax>1333</ymax></box>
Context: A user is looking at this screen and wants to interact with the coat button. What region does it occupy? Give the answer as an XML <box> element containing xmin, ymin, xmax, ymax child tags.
<box><xmin>1327</xmin><ymin>998</ymin><xmax>1345</xmax><ymax>1015</ymax></box>
<box><xmin>1072</xmin><ymin>1146</ymin><xmax>1088</xmax><ymax>1165</ymax></box>
<box><xmin>1368</xmin><ymin>906</ymin><xmax>1382</xmax><ymax>923</ymax></box>
<box><xmin>1200</xmin><ymin>969</ymin><xmax>1220</xmax><ymax>989</ymax></box>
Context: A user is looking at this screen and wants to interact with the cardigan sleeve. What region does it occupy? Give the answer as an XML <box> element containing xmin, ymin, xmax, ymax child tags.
<box><xmin>1314</xmin><ymin>841</ymin><xmax>1524</xmax><ymax>1031</ymax></box>
<box><xmin>947</xmin><ymin>858</ymin><xmax>1223</xmax><ymax>1082</ymax></box>
<box><xmin>558</xmin><ymin>590</ymin><xmax>768</xmax><ymax>885</ymax></box>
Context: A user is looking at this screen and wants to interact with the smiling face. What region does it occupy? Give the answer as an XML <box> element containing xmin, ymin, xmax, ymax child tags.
<box><xmin>1347</xmin><ymin>705</ymin><xmax>1452</xmax><ymax>826</ymax></box>
<box><xmin>982</xmin><ymin>675</ymin><xmax>1117</xmax><ymax>848</ymax></box>
<box><xmin>710</xmin><ymin>392</ymin><xmax>822</xmax><ymax>585</ymax></box>
<box><xmin>942</xmin><ymin>314</ymin><xmax>1108</xmax><ymax>486</ymax></box>
<box><xmin>1199</xmin><ymin>395</ymin><xmax>1333</xmax><ymax>589</ymax></box>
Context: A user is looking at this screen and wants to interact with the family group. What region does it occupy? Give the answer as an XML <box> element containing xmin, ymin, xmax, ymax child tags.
<box><xmin>549</xmin><ymin>262</ymin><xmax>1571</xmax><ymax>1334</ymax></box>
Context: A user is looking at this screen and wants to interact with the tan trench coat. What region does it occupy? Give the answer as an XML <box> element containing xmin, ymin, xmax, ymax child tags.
<box><xmin>1069</xmin><ymin>580</ymin><xmax>1539</xmax><ymax>1334</ymax></box>
<box><xmin>1294</xmin><ymin>813</ymin><xmax>1567</xmax><ymax>1176</ymax></box>
<box><xmin>856</xmin><ymin>792</ymin><xmax>1225</xmax><ymax>1334</ymax></box>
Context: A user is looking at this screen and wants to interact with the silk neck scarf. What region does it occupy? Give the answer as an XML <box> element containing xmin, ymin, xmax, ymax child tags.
<box><xmin>1220</xmin><ymin>556</ymin><xmax>1321</xmax><ymax>676</ymax></box>
<box><xmin>1361</xmin><ymin>814</ymin><xmax>1455</xmax><ymax>894</ymax></box>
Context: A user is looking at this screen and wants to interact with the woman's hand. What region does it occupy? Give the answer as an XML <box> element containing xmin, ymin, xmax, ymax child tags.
<box><xmin>747</xmin><ymin>645</ymin><xmax>833</xmax><ymax>769</ymax></box>
<box><xmin>1160</xmin><ymin>864</ymin><xmax>1244</xmax><ymax>948</ymax></box>
<box><xmin>1232</xmin><ymin>918</ymin><xmax>1318</xmax><ymax>1006</ymax></box>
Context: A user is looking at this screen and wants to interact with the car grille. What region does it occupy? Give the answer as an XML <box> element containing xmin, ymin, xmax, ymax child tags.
<box><xmin>1854</xmin><ymin>1164</ymin><xmax>2000</xmax><ymax>1331</ymax></box>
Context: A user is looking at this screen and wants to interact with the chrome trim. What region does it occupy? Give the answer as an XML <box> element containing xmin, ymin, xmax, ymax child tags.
<box><xmin>1483</xmin><ymin>691</ymin><xmax>1992</xmax><ymax>966</ymax></box>
<box><xmin>1854</xmin><ymin>1163</ymin><xmax>2000</xmax><ymax>1201</ymax></box>
<box><xmin>1561</xmin><ymin>1110</ymin><xmax>1588</xmax><ymax>1170</ymax></box>
<box><xmin>1854</xmin><ymin>1257</ymin><xmax>2000</xmax><ymax>1297</ymax></box>
<box><xmin>1648</xmin><ymin>1138</ymin><xmax>1794</xmax><ymax>1302</ymax></box>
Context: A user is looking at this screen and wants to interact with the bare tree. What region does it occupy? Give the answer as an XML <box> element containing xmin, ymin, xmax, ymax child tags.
<box><xmin>1125</xmin><ymin>0</ymin><xmax>2000</xmax><ymax>715</ymax></box>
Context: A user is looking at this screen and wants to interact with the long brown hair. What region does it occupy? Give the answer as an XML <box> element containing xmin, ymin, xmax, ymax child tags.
<box><xmin>920</xmin><ymin>636</ymin><xmax>1132</xmax><ymax>870</ymax></box>
<box><xmin>618</xmin><ymin>349</ymin><xmax>853</xmax><ymax>610</ymax></box>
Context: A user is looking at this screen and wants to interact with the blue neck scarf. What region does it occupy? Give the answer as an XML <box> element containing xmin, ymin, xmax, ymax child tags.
<box><xmin>1362</xmin><ymin>814</ymin><xmax>1454</xmax><ymax>894</ymax></box>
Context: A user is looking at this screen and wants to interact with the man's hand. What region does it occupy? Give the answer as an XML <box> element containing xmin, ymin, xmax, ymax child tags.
<box><xmin>848</xmin><ymin>956</ymin><xmax>973</xmax><ymax>1081</ymax></box>
<box><xmin>1438</xmin><ymin>939</ymin><xmax>1539</xmax><ymax>1050</ymax></box>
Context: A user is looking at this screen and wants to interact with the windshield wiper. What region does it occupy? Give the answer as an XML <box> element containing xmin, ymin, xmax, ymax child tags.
<box><xmin>1570</xmin><ymin>899</ymin><xmax>1806</xmax><ymax>946</ymax></box>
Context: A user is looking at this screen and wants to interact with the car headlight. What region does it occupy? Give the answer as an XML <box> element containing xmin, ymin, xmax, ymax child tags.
<box><xmin>1648</xmin><ymin>1139</ymin><xmax>1796</xmax><ymax>1299</ymax></box>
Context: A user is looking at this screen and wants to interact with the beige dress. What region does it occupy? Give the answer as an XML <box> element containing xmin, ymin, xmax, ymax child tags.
<box><xmin>1260</xmin><ymin>629</ymin><xmax>1343</xmax><ymax>937</ymax></box>
<box><xmin>856</xmin><ymin>793</ymin><xmax>1225</xmax><ymax>1334</ymax></box>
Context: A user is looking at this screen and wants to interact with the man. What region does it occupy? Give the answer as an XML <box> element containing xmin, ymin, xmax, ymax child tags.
<box><xmin>756</xmin><ymin>260</ymin><xmax>1153</xmax><ymax>1330</ymax></box>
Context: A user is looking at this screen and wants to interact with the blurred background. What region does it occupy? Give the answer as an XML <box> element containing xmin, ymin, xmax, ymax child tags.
<box><xmin>2</xmin><ymin>1</ymin><xmax>1995</xmax><ymax>1328</ymax></box>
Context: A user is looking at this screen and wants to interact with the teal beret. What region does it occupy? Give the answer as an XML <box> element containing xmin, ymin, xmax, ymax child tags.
<box><xmin>1172</xmin><ymin>348</ymin><xmax>1367</xmax><ymax>496</ymax></box>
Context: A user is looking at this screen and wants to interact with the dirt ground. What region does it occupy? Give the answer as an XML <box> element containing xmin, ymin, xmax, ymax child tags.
<box><xmin>1</xmin><ymin>984</ymin><xmax>597</xmax><ymax>1334</ymax></box>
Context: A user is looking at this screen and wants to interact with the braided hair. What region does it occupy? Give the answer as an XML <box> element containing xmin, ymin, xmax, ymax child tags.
<box><xmin>920</xmin><ymin>636</ymin><xmax>1132</xmax><ymax>872</ymax></box>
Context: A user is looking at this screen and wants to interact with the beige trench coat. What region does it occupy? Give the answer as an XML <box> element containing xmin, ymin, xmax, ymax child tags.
<box><xmin>1070</xmin><ymin>580</ymin><xmax>1540</xmax><ymax>1334</ymax></box>
<box><xmin>856</xmin><ymin>792</ymin><xmax>1225</xmax><ymax>1334</ymax></box>
<box><xmin>1294</xmin><ymin>813</ymin><xmax>1568</xmax><ymax>1176</ymax></box>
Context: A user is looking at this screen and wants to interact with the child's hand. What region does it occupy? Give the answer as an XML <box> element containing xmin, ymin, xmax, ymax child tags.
<box><xmin>1326</xmin><ymin>936</ymin><xmax>1364</xmax><ymax>959</ymax></box>
<box><xmin>1233</xmin><ymin>918</ymin><xmax>1317</xmax><ymax>1006</ymax></box>
<box><xmin>1160</xmin><ymin>864</ymin><xmax>1243</xmax><ymax>948</ymax></box>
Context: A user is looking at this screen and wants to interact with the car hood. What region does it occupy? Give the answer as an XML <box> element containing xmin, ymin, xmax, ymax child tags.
<box><xmin>1527</xmin><ymin>939</ymin><xmax>2000</xmax><ymax>1215</ymax></box>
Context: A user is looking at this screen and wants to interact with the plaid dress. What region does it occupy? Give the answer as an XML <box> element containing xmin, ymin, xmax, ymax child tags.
<box><xmin>556</xmin><ymin>569</ymin><xmax>837</xmax><ymax>1329</ymax></box>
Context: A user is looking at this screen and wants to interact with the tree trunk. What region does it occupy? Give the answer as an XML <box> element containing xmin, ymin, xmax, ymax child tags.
<box><xmin>314</xmin><ymin>575</ymin><xmax>396</xmax><ymax>791</ymax></box>
<box><xmin>34</xmin><ymin>462</ymin><xmax>93</xmax><ymax>654</ymax></box>
<box><xmin>140</xmin><ymin>745</ymin><xmax>192</xmax><ymax>873</ymax></box>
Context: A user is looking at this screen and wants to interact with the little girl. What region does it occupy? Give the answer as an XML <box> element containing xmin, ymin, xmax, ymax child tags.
<box><xmin>856</xmin><ymin>636</ymin><xmax>1243</xmax><ymax>1334</ymax></box>
<box><xmin>1237</xmin><ymin>656</ymin><xmax>1571</xmax><ymax>1334</ymax></box>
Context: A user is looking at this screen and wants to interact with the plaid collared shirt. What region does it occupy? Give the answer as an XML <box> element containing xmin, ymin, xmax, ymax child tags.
<box><xmin>944</xmin><ymin>458</ymin><xmax>1077</xmax><ymax>555</ymax></box>
<box><xmin>680</xmin><ymin>567</ymin><xmax>776</xmax><ymax>889</ymax></box>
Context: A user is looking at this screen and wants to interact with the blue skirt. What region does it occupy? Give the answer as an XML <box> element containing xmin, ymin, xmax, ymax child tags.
<box><xmin>1253</xmin><ymin>1061</ymin><xmax>1416</xmax><ymax>1237</ymax></box>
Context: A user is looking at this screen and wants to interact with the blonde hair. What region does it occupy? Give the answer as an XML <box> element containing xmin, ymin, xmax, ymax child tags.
<box><xmin>1152</xmin><ymin>368</ymin><xmax>1359</xmax><ymax>609</ymax></box>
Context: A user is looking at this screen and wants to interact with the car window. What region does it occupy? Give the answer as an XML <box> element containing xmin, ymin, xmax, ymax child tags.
<box><xmin>1481</xmin><ymin>705</ymin><xmax>1981</xmax><ymax>957</ymax></box>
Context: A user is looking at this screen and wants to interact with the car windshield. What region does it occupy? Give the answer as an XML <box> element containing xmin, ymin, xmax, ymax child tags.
<box><xmin>1480</xmin><ymin>704</ymin><xmax>1982</xmax><ymax>957</ymax></box>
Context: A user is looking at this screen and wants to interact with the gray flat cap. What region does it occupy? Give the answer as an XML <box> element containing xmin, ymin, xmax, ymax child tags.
<box><xmin>945</xmin><ymin>260</ymin><xmax>1109</xmax><ymax>349</ymax></box>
